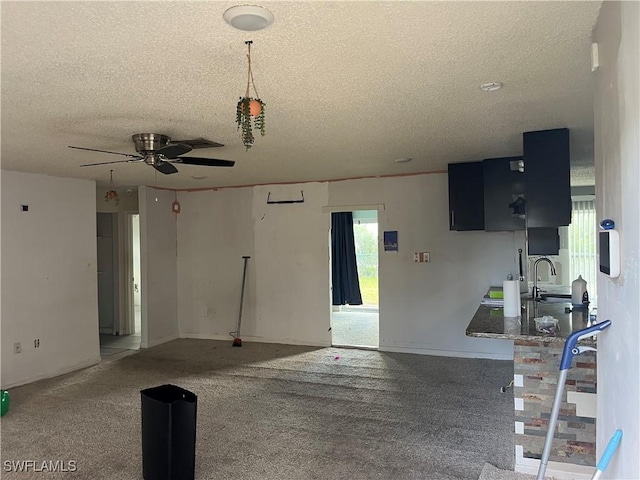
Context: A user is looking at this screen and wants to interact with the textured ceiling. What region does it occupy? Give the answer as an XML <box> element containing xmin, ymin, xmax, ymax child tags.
<box><xmin>1</xmin><ymin>1</ymin><xmax>601</xmax><ymax>189</ymax></box>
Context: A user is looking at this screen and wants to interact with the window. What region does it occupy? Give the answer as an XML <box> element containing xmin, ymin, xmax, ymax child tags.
<box><xmin>568</xmin><ymin>199</ymin><xmax>597</xmax><ymax>301</ymax></box>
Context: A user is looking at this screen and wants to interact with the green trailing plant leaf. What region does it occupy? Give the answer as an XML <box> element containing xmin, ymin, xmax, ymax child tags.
<box><xmin>236</xmin><ymin>97</ymin><xmax>266</xmax><ymax>151</ymax></box>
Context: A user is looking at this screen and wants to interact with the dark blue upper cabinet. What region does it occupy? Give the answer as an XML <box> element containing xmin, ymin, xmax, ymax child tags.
<box><xmin>448</xmin><ymin>161</ymin><xmax>485</xmax><ymax>231</ymax></box>
<box><xmin>523</xmin><ymin>128</ymin><xmax>572</xmax><ymax>228</ymax></box>
<box><xmin>483</xmin><ymin>156</ymin><xmax>526</xmax><ymax>231</ymax></box>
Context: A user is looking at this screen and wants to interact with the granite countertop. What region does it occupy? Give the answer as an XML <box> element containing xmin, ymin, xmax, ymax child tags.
<box><xmin>466</xmin><ymin>296</ymin><xmax>593</xmax><ymax>343</ymax></box>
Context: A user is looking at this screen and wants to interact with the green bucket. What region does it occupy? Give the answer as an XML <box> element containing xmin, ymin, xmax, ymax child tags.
<box><xmin>1</xmin><ymin>390</ymin><xmax>10</xmax><ymax>417</ymax></box>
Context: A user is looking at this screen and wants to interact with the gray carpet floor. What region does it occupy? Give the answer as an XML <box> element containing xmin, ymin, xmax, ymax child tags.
<box><xmin>1</xmin><ymin>339</ymin><xmax>515</xmax><ymax>479</ymax></box>
<box><xmin>331</xmin><ymin>308</ymin><xmax>379</xmax><ymax>347</ymax></box>
<box><xmin>478</xmin><ymin>463</ymin><xmax>537</xmax><ymax>480</ymax></box>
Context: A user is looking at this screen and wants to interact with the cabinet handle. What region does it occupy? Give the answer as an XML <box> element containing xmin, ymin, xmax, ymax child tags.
<box><xmin>451</xmin><ymin>210</ymin><xmax>455</xmax><ymax>228</ymax></box>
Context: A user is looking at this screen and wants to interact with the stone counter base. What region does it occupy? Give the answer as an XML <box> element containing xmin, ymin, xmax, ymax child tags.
<box><xmin>513</xmin><ymin>339</ymin><xmax>597</xmax><ymax>468</ymax></box>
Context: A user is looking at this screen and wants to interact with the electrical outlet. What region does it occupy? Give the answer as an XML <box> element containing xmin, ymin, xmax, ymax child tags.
<box><xmin>34</xmin><ymin>338</ymin><xmax>40</xmax><ymax>348</ymax></box>
<box><xmin>14</xmin><ymin>342</ymin><xmax>22</xmax><ymax>354</ymax></box>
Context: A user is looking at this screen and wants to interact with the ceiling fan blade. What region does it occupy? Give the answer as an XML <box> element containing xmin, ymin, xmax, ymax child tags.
<box><xmin>80</xmin><ymin>159</ymin><xmax>140</xmax><ymax>167</ymax></box>
<box><xmin>171</xmin><ymin>138</ymin><xmax>225</xmax><ymax>149</ymax></box>
<box><xmin>153</xmin><ymin>162</ymin><xmax>179</xmax><ymax>175</ymax></box>
<box><xmin>157</xmin><ymin>143</ymin><xmax>192</xmax><ymax>159</ymax></box>
<box><xmin>68</xmin><ymin>145</ymin><xmax>141</xmax><ymax>159</ymax></box>
<box><xmin>172</xmin><ymin>157</ymin><xmax>235</xmax><ymax>167</ymax></box>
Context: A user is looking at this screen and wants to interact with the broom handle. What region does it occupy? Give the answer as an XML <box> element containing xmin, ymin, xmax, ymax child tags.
<box><xmin>592</xmin><ymin>430</ymin><xmax>623</xmax><ymax>480</ymax></box>
<box><xmin>236</xmin><ymin>256</ymin><xmax>250</xmax><ymax>336</ymax></box>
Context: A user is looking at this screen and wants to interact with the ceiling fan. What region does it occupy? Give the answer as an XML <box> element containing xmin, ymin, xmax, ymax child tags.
<box><xmin>68</xmin><ymin>133</ymin><xmax>235</xmax><ymax>175</ymax></box>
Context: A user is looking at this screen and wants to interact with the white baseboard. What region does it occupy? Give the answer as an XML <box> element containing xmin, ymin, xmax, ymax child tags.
<box><xmin>180</xmin><ymin>333</ymin><xmax>230</xmax><ymax>341</ymax></box>
<box><xmin>141</xmin><ymin>333</ymin><xmax>179</xmax><ymax>349</ymax></box>
<box><xmin>379</xmin><ymin>344</ymin><xmax>513</xmax><ymax>360</ymax></box>
<box><xmin>1</xmin><ymin>355</ymin><xmax>102</xmax><ymax>389</ymax></box>
<box><xmin>179</xmin><ymin>332</ymin><xmax>331</xmax><ymax>348</ymax></box>
<box><xmin>515</xmin><ymin>445</ymin><xmax>596</xmax><ymax>479</ymax></box>
<box><xmin>179</xmin><ymin>333</ymin><xmax>511</xmax><ymax>358</ymax></box>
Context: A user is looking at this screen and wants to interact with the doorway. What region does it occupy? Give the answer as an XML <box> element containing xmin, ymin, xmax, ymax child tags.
<box><xmin>330</xmin><ymin>210</ymin><xmax>379</xmax><ymax>348</ymax></box>
<box><xmin>97</xmin><ymin>211</ymin><xmax>141</xmax><ymax>359</ymax></box>
<box><xmin>126</xmin><ymin>213</ymin><xmax>142</xmax><ymax>339</ymax></box>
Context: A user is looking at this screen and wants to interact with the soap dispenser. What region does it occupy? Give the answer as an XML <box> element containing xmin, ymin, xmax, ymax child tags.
<box><xmin>571</xmin><ymin>275</ymin><xmax>587</xmax><ymax>306</ymax></box>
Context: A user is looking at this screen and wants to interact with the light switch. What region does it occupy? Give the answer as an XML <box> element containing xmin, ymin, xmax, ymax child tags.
<box><xmin>414</xmin><ymin>252</ymin><xmax>430</xmax><ymax>263</ymax></box>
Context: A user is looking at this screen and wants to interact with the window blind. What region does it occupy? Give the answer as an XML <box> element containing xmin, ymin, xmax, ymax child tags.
<box><xmin>568</xmin><ymin>200</ymin><xmax>597</xmax><ymax>300</ymax></box>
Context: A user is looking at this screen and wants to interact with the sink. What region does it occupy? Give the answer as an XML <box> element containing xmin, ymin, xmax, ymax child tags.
<box><xmin>539</xmin><ymin>293</ymin><xmax>571</xmax><ymax>303</ymax></box>
<box><xmin>523</xmin><ymin>293</ymin><xmax>572</xmax><ymax>303</ymax></box>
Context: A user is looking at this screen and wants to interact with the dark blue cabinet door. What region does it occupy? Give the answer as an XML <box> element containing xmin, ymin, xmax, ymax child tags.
<box><xmin>448</xmin><ymin>161</ymin><xmax>485</xmax><ymax>231</ymax></box>
<box><xmin>483</xmin><ymin>156</ymin><xmax>526</xmax><ymax>231</ymax></box>
<box><xmin>524</xmin><ymin>128</ymin><xmax>572</xmax><ymax>228</ymax></box>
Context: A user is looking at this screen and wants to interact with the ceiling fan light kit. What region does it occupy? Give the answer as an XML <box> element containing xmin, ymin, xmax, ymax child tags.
<box><xmin>223</xmin><ymin>5</ymin><xmax>274</xmax><ymax>31</ymax></box>
<box><xmin>105</xmin><ymin>169</ymin><xmax>119</xmax><ymax>205</ymax></box>
<box><xmin>236</xmin><ymin>40</ymin><xmax>266</xmax><ymax>151</ymax></box>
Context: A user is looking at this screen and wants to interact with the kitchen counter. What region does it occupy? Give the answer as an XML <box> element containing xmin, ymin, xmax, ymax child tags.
<box><xmin>465</xmin><ymin>293</ymin><xmax>599</xmax><ymax>472</ymax></box>
<box><xmin>466</xmin><ymin>296</ymin><xmax>592</xmax><ymax>342</ymax></box>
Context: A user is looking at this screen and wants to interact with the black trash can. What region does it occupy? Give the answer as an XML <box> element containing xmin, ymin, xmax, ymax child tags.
<box><xmin>141</xmin><ymin>384</ymin><xmax>197</xmax><ymax>480</ymax></box>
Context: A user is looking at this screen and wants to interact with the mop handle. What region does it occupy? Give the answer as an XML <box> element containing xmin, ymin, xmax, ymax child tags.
<box><xmin>560</xmin><ymin>320</ymin><xmax>612</xmax><ymax>370</ymax></box>
<box><xmin>592</xmin><ymin>430</ymin><xmax>623</xmax><ymax>480</ymax></box>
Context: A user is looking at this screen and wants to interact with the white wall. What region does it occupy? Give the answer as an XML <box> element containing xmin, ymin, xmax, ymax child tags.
<box><xmin>177</xmin><ymin>174</ymin><xmax>517</xmax><ymax>359</ymax></box>
<box><xmin>1</xmin><ymin>171</ymin><xmax>100</xmax><ymax>388</ymax></box>
<box><xmin>139</xmin><ymin>187</ymin><xmax>178</xmax><ymax>348</ymax></box>
<box><xmin>177</xmin><ymin>183</ymin><xmax>331</xmax><ymax>346</ymax></box>
<box><xmin>253</xmin><ymin>183</ymin><xmax>331</xmax><ymax>345</ymax></box>
<box><xmin>330</xmin><ymin>174</ymin><xmax>516</xmax><ymax>358</ymax></box>
<box><xmin>593</xmin><ymin>2</ymin><xmax>640</xmax><ymax>478</ymax></box>
<box><xmin>177</xmin><ymin>187</ymin><xmax>255</xmax><ymax>339</ymax></box>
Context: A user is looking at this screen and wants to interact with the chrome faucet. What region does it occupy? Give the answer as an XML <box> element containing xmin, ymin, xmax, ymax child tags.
<box><xmin>532</xmin><ymin>257</ymin><xmax>557</xmax><ymax>300</ymax></box>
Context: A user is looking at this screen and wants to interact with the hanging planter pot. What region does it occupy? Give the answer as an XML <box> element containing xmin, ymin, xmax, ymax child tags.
<box><xmin>236</xmin><ymin>96</ymin><xmax>266</xmax><ymax>150</ymax></box>
<box><xmin>235</xmin><ymin>41</ymin><xmax>266</xmax><ymax>151</ymax></box>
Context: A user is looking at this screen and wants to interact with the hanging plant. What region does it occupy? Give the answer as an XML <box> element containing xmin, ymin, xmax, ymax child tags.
<box><xmin>236</xmin><ymin>40</ymin><xmax>266</xmax><ymax>151</ymax></box>
<box><xmin>236</xmin><ymin>97</ymin><xmax>265</xmax><ymax>150</ymax></box>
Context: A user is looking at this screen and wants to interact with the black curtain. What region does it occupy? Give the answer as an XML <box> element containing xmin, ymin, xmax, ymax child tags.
<box><xmin>331</xmin><ymin>212</ymin><xmax>363</xmax><ymax>306</ymax></box>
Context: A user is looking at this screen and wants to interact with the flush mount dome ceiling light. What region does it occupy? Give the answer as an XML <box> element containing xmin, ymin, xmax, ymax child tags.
<box><xmin>480</xmin><ymin>82</ymin><xmax>503</xmax><ymax>92</ymax></box>
<box><xmin>224</xmin><ymin>5</ymin><xmax>274</xmax><ymax>31</ymax></box>
<box><xmin>393</xmin><ymin>157</ymin><xmax>412</xmax><ymax>164</ymax></box>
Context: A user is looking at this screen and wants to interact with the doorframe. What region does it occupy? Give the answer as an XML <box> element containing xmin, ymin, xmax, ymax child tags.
<box><xmin>121</xmin><ymin>210</ymin><xmax>139</xmax><ymax>336</ymax></box>
<box><xmin>323</xmin><ymin>204</ymin><xmax>383</xmax><ymax>348</ymax></box>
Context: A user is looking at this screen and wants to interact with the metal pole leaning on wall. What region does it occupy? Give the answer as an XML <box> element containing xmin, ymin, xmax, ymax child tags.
<box><xmin>231</xmin><ymin>256</ymin><xmax>250</xmax><ymax>347</ymax></box>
